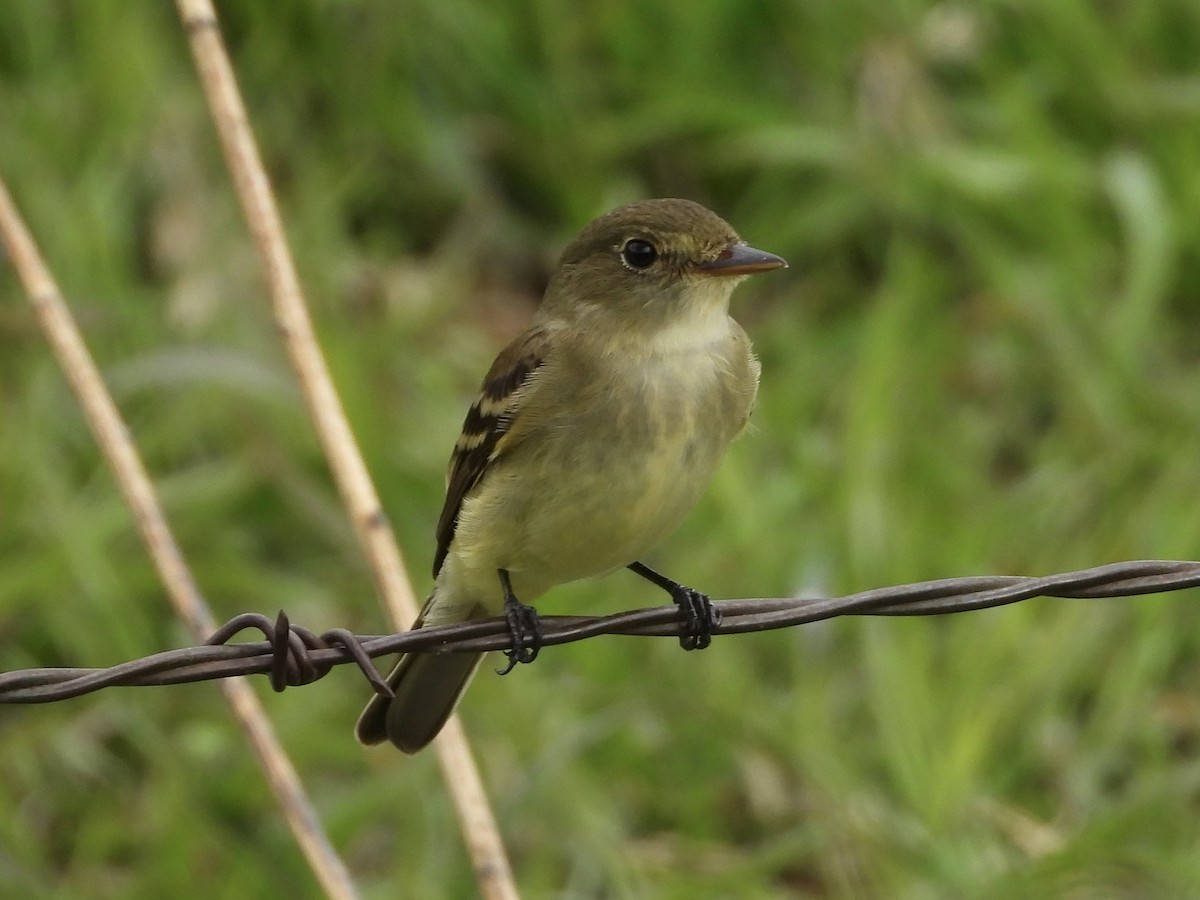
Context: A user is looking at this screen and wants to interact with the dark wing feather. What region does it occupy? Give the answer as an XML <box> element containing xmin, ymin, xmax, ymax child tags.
<box><xmin>432</xmin><ymin>328</ymin><xmax>548</xmax><ymax>577</ymax></box>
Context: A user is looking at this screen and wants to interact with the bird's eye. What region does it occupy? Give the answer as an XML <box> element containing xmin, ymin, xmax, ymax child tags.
<box><xmin>621</xmin><ymin>239</ymin><xmax>658</xmax><ymax>269</ymax></box>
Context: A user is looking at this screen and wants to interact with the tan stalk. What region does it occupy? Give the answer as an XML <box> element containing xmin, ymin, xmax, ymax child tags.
<box><xmin>173</xmin><ymin>2</ymin><xmax>518</xmax><ymax>897</ymax></box>
<box><xmin>0</xmin><ymin>178</ymin><xmax>358</xmax><ymax>900</ymax></box>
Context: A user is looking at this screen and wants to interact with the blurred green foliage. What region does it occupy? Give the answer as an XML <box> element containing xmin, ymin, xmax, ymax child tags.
<box><xmin>2</xmin><ymin>0</ymin><xmax>1200</xmax><ymax>897</ymax></box>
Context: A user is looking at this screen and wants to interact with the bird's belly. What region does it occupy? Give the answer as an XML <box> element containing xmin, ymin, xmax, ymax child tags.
<box><xmin>450</xmin><ymin>407</ymin><xmax>735</xmax><ymax>604</ymax></box>
<box><xmin>443</xmin><ymin>342</ymin><xmax>756</xmax><ymax>611</ymax></box>
<box><xmin>521</xmin><ymin>435</ymin><xmax>722</xmax><ymax>583</ymax></box>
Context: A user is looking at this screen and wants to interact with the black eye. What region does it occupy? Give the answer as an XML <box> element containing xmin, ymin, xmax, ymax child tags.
<box><xmin>621</xmin><ymin>239</ymin><xmax>658</xmax><ymax>269</ymax></box>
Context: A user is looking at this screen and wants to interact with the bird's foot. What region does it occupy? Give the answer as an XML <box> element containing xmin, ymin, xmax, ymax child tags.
<box><xmin>669</xmin><ymin>582</ymin><xmax>719</xmax><ymax>651</ymax></box>
<box><xmin>627</xmin><ymin>561</ymin><xmax>720</xmax><ymax>651</ymax></box>
<box><xmin>496</xmin><ymin>569</ymin><xmax>542</xmax><ymax>675</ymax></box>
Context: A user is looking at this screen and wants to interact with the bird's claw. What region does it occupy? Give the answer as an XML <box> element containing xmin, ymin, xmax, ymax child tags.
<box><xmin>672</xmin><ymin>585</ymin><xmax>719</xmax><ymax>651</ymax></box>
<box><xmin>496</xmin><ymin>600</ymin><xmax>542</xmax><ymax>675</ymax></box>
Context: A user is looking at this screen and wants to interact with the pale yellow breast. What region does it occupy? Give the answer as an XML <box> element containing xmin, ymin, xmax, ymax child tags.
<box><xmin>442</xmin><ymin>322</ymin><xmax>758</xmax><ymax>610</ymax></box>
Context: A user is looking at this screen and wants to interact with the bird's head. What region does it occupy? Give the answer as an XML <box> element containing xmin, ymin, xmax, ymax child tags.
<box><xmin>542</xmin><ymin>198</ymin><xmax>786</xmax><ymax>342</ymax></box>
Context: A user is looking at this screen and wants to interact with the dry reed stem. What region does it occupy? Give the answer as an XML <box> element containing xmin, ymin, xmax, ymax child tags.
<box><xmin>174</xmin><ymin>2</ymin><xmax>518</xmax><ymax>897</ymax></box>
<box><xmin>0</xmin><ymin>179</ymin><xmax>358</xmax><ymax>900</ymax></box>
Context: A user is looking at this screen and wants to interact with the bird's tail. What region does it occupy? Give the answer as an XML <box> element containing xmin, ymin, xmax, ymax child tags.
<box><xmin>355</xmin><ymin>650</ymin><xmax>482</xmax><ymax>752</ymax></box>
<box><xmin>354</xmin><ymin>593</ymin><xmax>484</xmax><ymax>753</ymax></box>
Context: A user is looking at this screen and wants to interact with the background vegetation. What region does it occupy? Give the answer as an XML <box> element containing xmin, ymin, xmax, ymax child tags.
<box><xmin>3</xmin><ymin>1</ymin><xmax>1200</xmax><ymax>896</ymax></box>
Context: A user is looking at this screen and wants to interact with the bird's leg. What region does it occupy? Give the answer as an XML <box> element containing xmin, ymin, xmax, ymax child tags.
<box><xmin>496</xmin><ymin>568</ymin><xmax>542</xmax><ymax>675</ymax></box>
<box><xmin>627</xmin><ymin>561</ymin><xmax>720</xmax><ymax>651</ymax></box>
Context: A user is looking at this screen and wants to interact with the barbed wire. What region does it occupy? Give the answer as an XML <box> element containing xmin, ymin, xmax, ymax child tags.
<box><xmin>3</xmin><ymin>559</ymin><xmax>1198</xmax><ymax>705</ymax></box>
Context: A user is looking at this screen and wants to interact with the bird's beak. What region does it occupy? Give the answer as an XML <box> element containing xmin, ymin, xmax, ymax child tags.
<box><xmin>694</xmin><ymin>243</ymin><xmax>788</xmax><ymax>277</ymax></box>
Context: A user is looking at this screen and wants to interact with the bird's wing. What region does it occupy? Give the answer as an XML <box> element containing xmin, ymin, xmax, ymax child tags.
<box><xmin>433</xmin><ymin>327</ymin><xmax>549</xmax><ymax>578</ymax></box>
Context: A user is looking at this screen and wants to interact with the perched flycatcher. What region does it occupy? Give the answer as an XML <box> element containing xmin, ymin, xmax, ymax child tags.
<box><xmin>356</xmin><ymin>198</ymin><xmax>786</xmax><ymax>752</ymax></box>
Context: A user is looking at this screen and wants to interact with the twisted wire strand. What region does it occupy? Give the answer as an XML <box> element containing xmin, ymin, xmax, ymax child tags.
<box><xmin>3</xmin><ymin>559</ymin><xmax>1197</xmax><ymax>704</ymax></box>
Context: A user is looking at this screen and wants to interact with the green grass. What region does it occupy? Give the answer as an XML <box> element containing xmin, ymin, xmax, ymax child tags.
<box><xmin>3</xmin><ymin>1</ymin><xmax>1200</xmax><ymax>897</ymax></box>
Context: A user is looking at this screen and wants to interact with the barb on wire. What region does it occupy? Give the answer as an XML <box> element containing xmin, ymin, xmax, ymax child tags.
<box><xmin>3</xmin><ymin>559</ymin><xmax>1198</xmax><ymax>705</ymax></box>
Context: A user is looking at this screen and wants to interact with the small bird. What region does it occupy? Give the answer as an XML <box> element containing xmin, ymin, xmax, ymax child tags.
<box><xmin>356</xmin><ymin>198</ymin><xmax>786</xmax><ymax>752</ymax></box>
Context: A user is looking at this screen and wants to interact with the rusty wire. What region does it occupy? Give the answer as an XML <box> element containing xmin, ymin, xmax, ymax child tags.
<box><xmin>2</xmin><ymin>559</ymin><xmax>1198</xmax><ymax>705</ymax></box>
